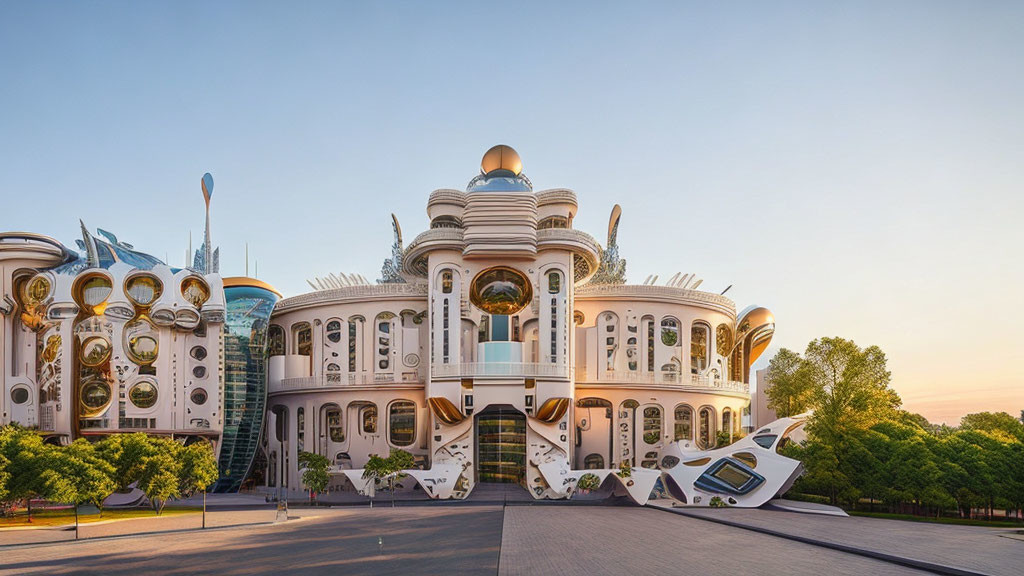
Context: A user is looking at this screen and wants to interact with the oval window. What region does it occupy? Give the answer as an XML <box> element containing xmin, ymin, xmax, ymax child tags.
<box><xmin>190</xmin><ymin>388</ymin><xmax>208</xmax><ymax>405</ymax></box>
<box><xmin>10</xmin><ymin>387</ymin><xmax>30</xmax><ymax>405</ymax></box>
<box><xmin>193</xmin><ymin>366</ymin><xmax>207</xmax><ymax>379</ymax></box>
<box><xmin>469</xmin><ymin>266</ymin><xmax>532</xmax><ymax>315</ymax></box>
<box><xmin>76</xmin><ymin>275</ymin><xmax>112</xmax><ymax>310</ymax></box>
<box><xmin>190</xmin><ymin>346</ymin><xmax>207</xmax><ymax>361</ymax></box>
<box><xmin>125</xmin><ymin>275</ymin><xmax>162</xmax><ymax>306</ymax></box>
<box><xmin>80</xmin><ymin>336</ymin><xmax>112</xmax><ymax>367</ymax></box>
<box><xmin>81</xmin><ymin>378</ymin><xmax>112</xmax><ymax>412</ymax></box>
<box><xmin>181</xmin><ymin>277</ymin><xmax>210</xmax><ymax>308</ymax></box>
<box><xmin>129</xmin><ymin>380</ymin><xmax>158</xmax><ymax>408</ymax></box>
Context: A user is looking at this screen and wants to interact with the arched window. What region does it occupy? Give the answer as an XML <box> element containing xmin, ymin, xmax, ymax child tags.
<box><xmin>691</xmin><ymin>322</ymin><xmax>710</xmax><ymax>374</ymax></box>
<box><xmin>716</xmin><ymin>324</ymin><xmax>732</xmax><ymax>359</ymax></box>
<box><xmin>348</xmin><ymin>318</ymin><xmax>361</xmax><ymax>372</ymax></box>
<box><xmin>547</xmin><ymin>271</ymin><xmax>563</xmax><ymax>362</ymax></box>
<box><xmin>584</xmin><ymin>454</ymin><xmax>604</xmax><ymax>469</ymax></box>
<box><xmin>722</xmin><ymin>408</ymin><xmax>733</xmax><ymax>435</ymax></box>
<box><xmin>644</xmin><ymin>316</ymin><xmax>655</xmax><ymax>372</ymax></box>
<box><xmin>601</xmin><ymin>312</ymin><xmax>618</xmax><ymax>371</ymax></box>
<box><xmin>361</xmin><ymin>404</ymin><xmax>378</xmax><ymax>434</ymax></box>
<box><xmin>326</xmin><ymin>406</ymin><xmax>344</xmax><ymax>442</ymax></box>
<box><xmin>292</xmin><ymin>322</ymin><xmax>312</xmax><ymax>357</ymax></box>
<box><xmin>661</xmin><ymin>317</ymin><xmax>679</xmax><ymax>347</ymax></box>
<box><xmin>441</xmin><ymin>270</ymin><xmax>453</xmax><ymax>293</ymax></box>
<box><xmin>375</xmin><ymin>313</ymin><xmax>395</xmax><ymax>371</ymax></box>
<box><xmin>388</xmin><ymin>401</ymin><xmax>416</xmax><ymax>447</ymax></box>
<box><xmin>326</xmin><ymin>319</ymin><xmax>343</xmax><ymax>343</ymax></box>
<box><xmin>698</xmin><ymin>406</ymin><xmax>715</xmax><ymax>449</ymax></box>
<box><xmin>296</xmin><ymin>407</ymin><xmax>305</xmax><ymax>451</ymax></box>
<box><xmin>268</xmin><ymin>325</ymin><xmax>285</xmax><ymax>356</ymax></box>
<box><xmin>674</xmin><ymin>404</ymin><xmax>693</xmax><ymax>441</ymax></box>
<box><xmin>642</xmin><ymin>406</ymin><xmax>662</xmax><ymax>445</ymax></box>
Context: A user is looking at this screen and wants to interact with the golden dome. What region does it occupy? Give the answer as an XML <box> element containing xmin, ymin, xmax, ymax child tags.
<box><xmin>480</xmin><ymin>145</ymin><xmax>522</xmax><ymax>175</ymax></box>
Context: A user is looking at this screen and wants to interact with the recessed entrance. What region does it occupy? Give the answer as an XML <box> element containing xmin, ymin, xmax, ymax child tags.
<box><xmin>475</xmin><ymin>405</ymin><xmax>526</xmax><ymax>486</ymax></box>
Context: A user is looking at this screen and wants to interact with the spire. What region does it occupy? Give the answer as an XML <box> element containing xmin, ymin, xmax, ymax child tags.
<box><xmin>377</xmin><ymin>213</ymin><xmax>406</xmax><ymax>284</ymax></box>
<box><xmin>192</xmin><ymin>172</ymin><xmax>219</xmax><ymax>274</ymax></box>
<box><xmin>590</xmin><ymin>205</ymin><xmax>627</xmax><ymax>285</ymax></box>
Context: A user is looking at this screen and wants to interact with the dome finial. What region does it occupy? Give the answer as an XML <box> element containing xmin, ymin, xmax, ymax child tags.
<box><xmin>481</xmin><ymin>144</ymin><xmax>522</xmax><ymax>176</ymax></box>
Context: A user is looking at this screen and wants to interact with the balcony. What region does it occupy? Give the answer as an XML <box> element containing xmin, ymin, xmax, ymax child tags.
<box><xmin>431</xmin><ymin>362</ymin><xmax>569</xmax><ymax>379</ymax></box>
<box><xmin>575</xmin><ymin>370</ymin><xmax>750</xmax><ymax>394</ymax></box>
<box><xmin>270</xmin><ymin>371</ymin><xmax>423</xmax><ymax>394</ymax></box>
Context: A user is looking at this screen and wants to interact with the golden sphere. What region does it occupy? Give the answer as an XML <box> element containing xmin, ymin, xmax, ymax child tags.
<box><xmin>480</xmin><ymin>145</ymin><xmax>522</xmax><ymax>175</ymax></box>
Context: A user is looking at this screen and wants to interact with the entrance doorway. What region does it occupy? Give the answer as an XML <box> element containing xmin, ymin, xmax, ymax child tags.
<box><xmin>475</xmin><ymin>405</ymin><xmax>526</xmax><ymax>485</ymax></box>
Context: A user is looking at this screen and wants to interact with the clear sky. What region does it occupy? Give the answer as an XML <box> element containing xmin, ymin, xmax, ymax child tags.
<box><xmin>2</xmin><ymin>1</ymin><xmax>1021</xmax><ymax>424</ymax></box>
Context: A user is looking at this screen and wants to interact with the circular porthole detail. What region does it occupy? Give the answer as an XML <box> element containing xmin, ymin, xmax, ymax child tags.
<box><xmin>181</xmin><ymin>277</ymin><xmax>210</xmax><ymax>308</ymax></box>
<box><xmin>125</xmin><ymin>319</ymin><xmax>159</xmax><ymax>365</ymax></box>
<box><xmin>192</xmin><ymin>366</ymin><xmax>207</xmax><ymax>379</ymax></box>
<box><xmin>74</xmin><ymin>274</ymin><xmax>113</xmax><ymax>312</ymax></box>
<box><xmin>80</xmin><ymin>378</ymin><xmax>112</xmax><ymax>415</ymax></box>
<box><xmin>80</xmin><ymin>336</ymin><xmax>112</xmax><ymax>367</ymax></box>
<box><xmin>125</xmin><ymin>275</ymin><xmax>163</xmax><ymax>307</ymax></box>
<box><xmin>190</xmin><ymin>388</ymin><xmax>208</xmax><ymax>405</ymax></box>
<box><xmin>22</xmin><ymin>275</ymin><xmax>51</xmax><ymax>307</ymax></box>
<box><xmin>128</xmin><ymin>380</ymin><xmax>158</xmax><ymax>409</ymax></box>
<box><xmin>10</xmin><ymin>387</ymin><xmax>30</xmax><ymax>405</ymax></box>
<box><xmin>469</xmin><ymin>266</ymin><xmax>532</xmax><ymax>316</ymax></box>
<box><xmin>190</xmin><ymin>346</ymin><xmax>207</xmax><ymax>361</ymax></box>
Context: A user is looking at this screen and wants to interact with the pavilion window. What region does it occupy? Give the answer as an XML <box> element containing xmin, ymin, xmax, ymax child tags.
<box><xmin>674</xmin><ymin>404</ymin><xmax>693</xmax><ymax>441</ymax></box>
<box><xmin>388</xmin><ymin>401</ymin><xmax>416</xmax><ymax>447</ymax></box>
<box><xmin>691</xmin><ymin>322</ymin><xmax>710</xmax><ymax>374</ymax></box>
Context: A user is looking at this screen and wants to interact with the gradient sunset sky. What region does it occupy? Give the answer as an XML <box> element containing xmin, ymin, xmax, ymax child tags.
<box><xmin>2</xmin><ymin>1</ymin><xmax>1021</xmax><ymax>424</ymax></box>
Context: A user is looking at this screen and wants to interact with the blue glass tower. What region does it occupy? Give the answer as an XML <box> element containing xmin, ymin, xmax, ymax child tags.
<box><xmin>212</xmin><ymin>279</ymin><xmax>280</xmax><ymax>493</ymax></box>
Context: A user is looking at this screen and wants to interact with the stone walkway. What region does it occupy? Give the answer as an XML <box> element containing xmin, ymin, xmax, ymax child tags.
<box><xmin>673</xmin><ymin>507</ymin><xmax>1024</xmax><ymax>576</ymax></box>
<box><xmin>2</xmin><ymin>504</ymin><xmax>1020</xmax><ymax>575</ymax></box>
<box><xmin>499</xmin><ymin>506</ymin><xmax>928</xmax><ymax>576</ymax></box>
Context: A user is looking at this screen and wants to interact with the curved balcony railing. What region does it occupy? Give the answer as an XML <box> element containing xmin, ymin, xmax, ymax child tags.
<box><xmin>270</xmin><ymin>371</ymin><xmax>423</xmax><ymax>393</ymax></box>
<box><xmin>431</xmin><ymin>362</ymin><xmax>569</xmax><ymax>379</ymax></box>
<box><xmin>576</xmin><ymin>370</ymin><xmax>749</xmax><ymax>394</ymax></box>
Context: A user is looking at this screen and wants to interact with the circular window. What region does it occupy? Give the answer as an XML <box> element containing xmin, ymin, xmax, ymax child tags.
<box><xmin>181</xmin><ymin>277</ymin><xmax>210</xmax><ymax>308</ymax></box>
<box><xmin>80</xmin><ymin>378</ymin><xmax>111</xmax><ymax>413</ymax></box>
<box><xmin>125</xmin><ymin>275</ymin><xmax>162</xmax><ymax>307</ymax></box>
<box><xmin>23</xmin><ymin>275</ymin><xmax>51</xmax><ymax>307</ymax></box>
<box><xmin>80</xmin><ymin>336</ymin><xmax>112</xmax><ymax>367</ymax></box>
<box><xmin>469</xmin><ymin>266</ymin><xmax>532</xmax><ymax>315</ymax></box>
<box><xmin>192</xmin><ymin>366</ymin><xmax>207</xmax><ymax>379</ymax></box>
<box><xmin>75</xmin><ymin>274</ymin><xmax>112</xmax><ymax>310</ymax></box>
<box><xmin>190</xmin><ymin>346</ymin><xmax>207</xmax><ymax>361</ymax></box>
<box><xmin>190</xmin><ymin>388</ymin><xmax>208</xmax><ymax>405</ymax></box>
<box><xmin>10</xmin><ymin>387</ymin><xmax>30</xmax><ymax>405</ymax></box>
<box><xmin>128</xmin><ymin>380</ymin><xmax>158</xmax><ymax>409</ymax></box>
<box><xmin>124</xmin><ymin>319</ymin><xmax>159</xmax><ymax>364</ymax></box>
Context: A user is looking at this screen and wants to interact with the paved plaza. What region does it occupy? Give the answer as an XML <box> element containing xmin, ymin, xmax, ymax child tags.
<box><xmin>1</xmin><ymin>504</ymin><xmax>1022</xmax><ymax>575</ymax></box>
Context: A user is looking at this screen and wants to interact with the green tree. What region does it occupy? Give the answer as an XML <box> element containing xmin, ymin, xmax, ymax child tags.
<box><xmin>0</xmin><ymin>425</ymin><xmax>49</xmax><ymax>521</ymax></box>
<box><xmin>179</xmin><ymin>442</ymin><xmax>219</xmax><ymax>527</ymax></box>
<box><xmin>298</xmin><ymin>451</ymin><xmax>330</xmax><ymax>503</ymax></box>
<box><xmin>95</xmin><ymin>432</ymin><xmax>158</xmax><ymax>490</ymax></box>
<box><xmin>765</xmin><ymin>348</ymin><xmax>815</xmax><ymax>417</ymax></box>
<box><xmin>801</xmin><ymin>337</ymin><xmax>900</xmax><ymax>441</ymax></box>
<box><xmin>361</xmin><ymin>448</ymin><xmax>415</xmax><ymax>508</ymax></box>
<box><xmin>960</xmin><ymin>412</ymin><xmax>1024</xmax><ymax>443</ymax></box>
<box><xmin>137</xmin><ymin>438</ymin><xmax>183</xmax><ymax>514</ymax></box>
<box><xmin>41</xmin><ymin>440</ymin><xmax>116</xmax><ymax>538</ymax></box>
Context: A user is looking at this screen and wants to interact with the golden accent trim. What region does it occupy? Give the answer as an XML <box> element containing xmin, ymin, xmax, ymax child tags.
<box><xmin>223</xmin><ymin>276</ymin><xmax>283</xmax><ymax>298</ymax></box>
<box><xmin>535</xmin><ymin>397</ymin><xmax>570</xmax><ymax>423</ymax></box>
<box><xmin>428</xmin><ymin>397</ymin><xmax>465</xmax><ymax>425</ymax></box>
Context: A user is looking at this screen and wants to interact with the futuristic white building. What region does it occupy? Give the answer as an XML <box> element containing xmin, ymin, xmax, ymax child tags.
<box><xmin>260</xmin><ymin>146</ymin><xmax>792</xmax><ymax>504</ymax></box>
<box><xmin>1</xmin><ymin>145</ymin><xmax>800</xmax><ymax>506</ymax></box>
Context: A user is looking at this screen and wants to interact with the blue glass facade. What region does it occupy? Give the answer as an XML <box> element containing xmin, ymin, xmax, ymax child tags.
<box><xmin>212</xmin><ymin>283</ymin><xmax>279</xmax><ymax>493</ymax></box>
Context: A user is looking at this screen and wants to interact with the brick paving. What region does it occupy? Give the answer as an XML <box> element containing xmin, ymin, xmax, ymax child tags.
<box><xmin>677</xmin><ymin>507</ymin><xmax>1024</xmax><ymax>576</ymax></box>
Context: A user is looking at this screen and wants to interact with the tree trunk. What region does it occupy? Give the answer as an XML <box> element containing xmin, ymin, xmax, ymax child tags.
<box><xmin>26</xmin><ymin>498</ymin><xmax>31</xmax><ymax>524</ymax></box>
<box><xmin>74</xmin><ymin>503</ymin><xmax>79</xmax><ymax>540</ymax></box>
